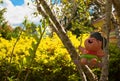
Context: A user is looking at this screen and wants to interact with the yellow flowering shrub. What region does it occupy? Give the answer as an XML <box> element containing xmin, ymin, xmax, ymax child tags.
<box><xmin>0</xmin><ymin>32</ymin><xmax>89</xmax><ymax>81</ymax></box>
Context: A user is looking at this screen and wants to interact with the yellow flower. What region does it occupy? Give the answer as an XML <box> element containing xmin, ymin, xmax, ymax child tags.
<box><xmin>43</xmin><ymin>59</ymin><xmax>48</xmax><ymax>64</ymax></box>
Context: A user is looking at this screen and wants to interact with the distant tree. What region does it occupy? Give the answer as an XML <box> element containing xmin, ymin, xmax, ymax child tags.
<box><xmin>0</xmin><ymin>8</ymin><xmax>6</xmax><ymax>26</ymax></box>
<box><xmin>0</xmin><ymin>8</ymin><xmax>14</xmax><ymax>40</ymax></box>
<box><xmin>23</xmin><ymin>19</ymin><xmax>37</xmax><ymax>35</ymax></box>
<box><xmin>0</xmin><ymin>23</ymin><xmax>14</xmax><ymax>40</ymax></box>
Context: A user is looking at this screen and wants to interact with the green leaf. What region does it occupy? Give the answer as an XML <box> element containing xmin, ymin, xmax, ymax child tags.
<box><xmin>32</xmin><ymin>41</ymin><xmax>36</xmax><ymax>49</ymax></box>
<box><xmin>26</xmin><ymin>56</ymin><xmax>31</xmax><ymax>64</ymax></box>
<box><xmin>7</xmin><ymin>76</ymin><xmax>14</xmax><ymax>81</ymax></box>
<box><xmin>29</xmin><ymin>48</ymin><xmax>34</xmax><ymax>57</ymax></box>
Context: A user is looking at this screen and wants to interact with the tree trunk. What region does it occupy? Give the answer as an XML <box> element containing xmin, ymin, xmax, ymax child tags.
<box><xmin>112</xmin><ymin>0</ymin><xmax>120</xmax><ymax>48</ymax></box>
<box><xmin>37</xmin><ymin>0</ymin><xmax>87</xmax><ymax>81</ymax></box>
<box><xmin>115</xmin><ymin>25</ymin><xmax>120</xmax><ymax>48</ymax></box>
<box><xmin>99</xmin><ymin>0</ymin><xmax>112</xmax><ymax>81</ymax></box>
<box><xmin>111</xmin><ymin>12</ymin><xmax>120</xmax><ymax>48</ymax></box>
<box><xmin>112</xmin><ymin>0</ymin><xmax>120</xmax><ymax>24</ymax></box>
<box><xmin>37</xmin><ymin>0</ymin><xmax>98</xmax><ymax>81</ymax></box>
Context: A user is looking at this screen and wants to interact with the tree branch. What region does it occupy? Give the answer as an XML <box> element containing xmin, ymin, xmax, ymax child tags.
<box><xmin>37</xmin><ymin>0</ymin><xmax>98</xmax><ymax>81</ymax></box>
<box><xmin>99</xmin><ymin>0</ymin><xmax>112</xmax><ymax>81</ymax></box>
<box><xmin>112</xmin><ymin>0</ymin><xmax>120</xmax><ymax>24</ymax></box>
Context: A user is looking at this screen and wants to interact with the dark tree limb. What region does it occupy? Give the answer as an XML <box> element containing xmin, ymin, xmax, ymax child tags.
<box><xmin>99</xmin><ymin>0</ymin><xmax>112</xmax><ymax>81</ymax></box>
<box><xmin>37</xmin><ymin>0</ymin><xmax>98</xmax><ymax>81</ymax></box>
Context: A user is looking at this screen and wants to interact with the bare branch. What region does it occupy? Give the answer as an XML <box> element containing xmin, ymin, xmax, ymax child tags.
<box><xmin>37</xmin><ymin>0</ymin><xmax>98</xmax><ymax>81</ymax></box>
<box><xmin>100</xmin><ymin>0</ymin><xmax>112</xmax><ymax>80</ymax></box>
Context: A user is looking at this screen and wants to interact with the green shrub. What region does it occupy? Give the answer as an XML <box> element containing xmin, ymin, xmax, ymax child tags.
<box><xmin>109</xmin><ymin>43</ymin><xmax>120</xmax><ymax>81</ymax></box>
<box><xmin>0</xmin><ymin>32</ymin><xmax>81</xmax><ymax>81</ymax></box>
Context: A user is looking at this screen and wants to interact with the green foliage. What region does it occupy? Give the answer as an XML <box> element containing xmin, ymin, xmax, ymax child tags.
<box><xmin>0</xmin><ymin>25</ymin><xmax>14</xmax><ymax>40</ymax></box>
<box><xmin>0</xmin><ymin>0</ymin><xmax>117</xmax><ymax>81</ymax></box>
<box><xmin>109</xmin><ymin>43</ymin><xmax>120</xmax><ymax>81</ymax></box>
<box><xmin>60</xmin><ymin>0</ymin><xmax>94</xmax><ymax>37</ymax></box>
<box><xmin>0</xmin><ymin>0</ymin><xmax>3</xmax><ymax>3</ymax></box>
<box><xmin>0</xmin><ymin>32</ymin><xmax>81</xmax><ymax>81</ymax></box>
<box><xmin>0</xmin><ymin>8</ymin><xmax>6</xmax><ymax>26</ymax></box>
<box><xmin>0</xmin><ymin>8</ymin><xmax>22</xmax><ymax>40</ymax></box>
<box><xmin>82</xmin><ymin>43</ymin><xmax>120</xmax><ymax>81</ymax></box>
<box><xmin>23</xmin><ymin>20</ymin><xmax>37</xmax><ymax>36</ymax></box>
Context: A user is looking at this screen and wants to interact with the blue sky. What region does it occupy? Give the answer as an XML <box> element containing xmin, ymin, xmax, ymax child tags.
<box><xmin>1</xmin><ymin>0</ymin><xmax>61</xmax><ymax>28</ymax></box>
<box><xmin>10</xmin><ymin>0</ymin><xmax>61</xmax><ymax>6</ymax></box>
<box><xmin>52</xmin><ymin>0</ymin><xmax>61</xmax><ymax>4</ymax></box>
<box><xmin>1</xmin><ymin>0</ymin><xmax>42</xmax><ymax>28</ymax></box>
<box><xmin>10</xmin><ymin>0</ymin><xmax>24</xmax><ymax>6</ymax></box>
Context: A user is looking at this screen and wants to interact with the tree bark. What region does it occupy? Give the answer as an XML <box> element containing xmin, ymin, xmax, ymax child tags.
<box><xmin>115</xmin><ymin>25</ymin><xmax>120</xmax><ymax>48</ymax></box>
<box><xmin>112</xmin><ymin>0</ymin><xmax>120</xmax><ymax>48</ymax></box>
<box><xmin>37</xmin><ymin>0</ymin><xmax>98</xmax><ymax>81</ymax></box>
<box><xmin>37</xmin><ymin>0</ymin><xmax>87</xmax><ymax>81</ymax></box>
<box><xmin>112</xmin><ymin>0</ymin><xmax>120</xmax><ymax>24</ymax></box>
<box><xmin>100</xmin><ymin>0</ymin><xmax>112</xmax><ymax>81</ymax></box>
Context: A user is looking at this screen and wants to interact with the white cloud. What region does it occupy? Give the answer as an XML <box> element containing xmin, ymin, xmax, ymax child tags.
<box><xmin>2</xmin><ymin>0</ymin><xmax>41</xmax><ymax>27</ymax></box>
